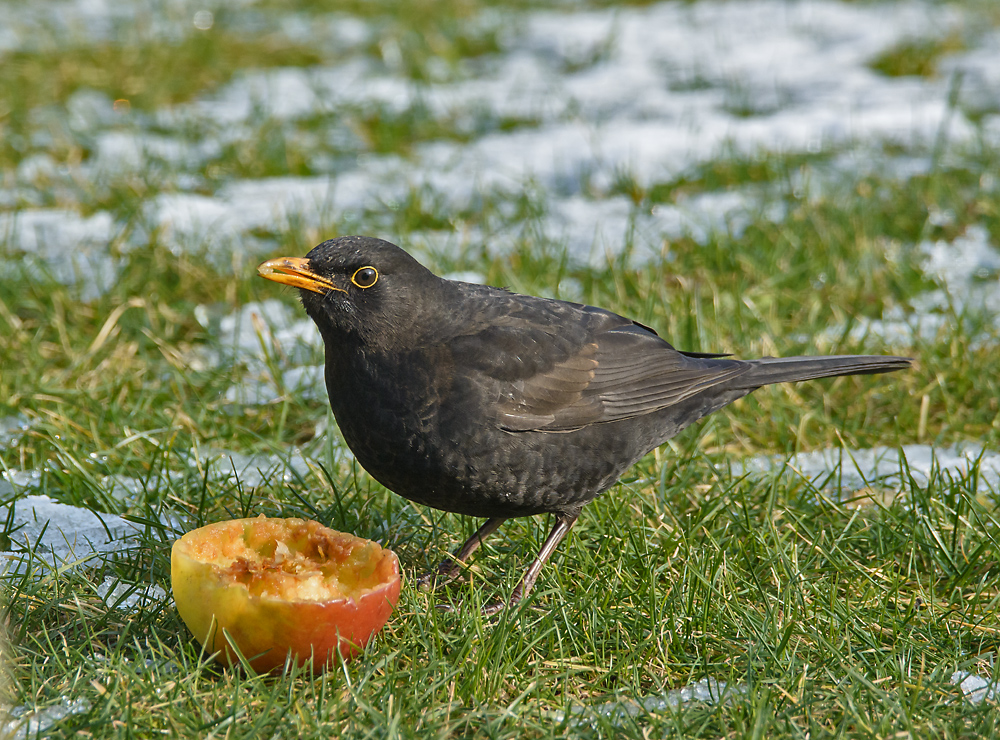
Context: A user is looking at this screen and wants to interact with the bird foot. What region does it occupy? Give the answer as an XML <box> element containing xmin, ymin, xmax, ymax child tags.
<box><xmin>416</xmin><ymin>558</ymin><xmax>465</xmax><ymax>592</ymax></box>
<box><xmin>415</xmin><ymin>572</ymin><xmax>436</xmax><ymax>592</ymax></box>
<box><xmin>420</xmin><ymin>585</ymin><xmax>522</xmax><ymax>615</ymax></box>
<box><xmin>429</xmin><ymin>595</ymin><xmax>516</xmax><ymax>616</ymax></box>
<box><xmin>481</xmin><ymin>584</ymin><xmax>529</xmax><ymax>615</ymax></box>
<box><xmin>480</xmin><ymin>598</ymin><xmax>513</xmax><ymax>616</ymax></box>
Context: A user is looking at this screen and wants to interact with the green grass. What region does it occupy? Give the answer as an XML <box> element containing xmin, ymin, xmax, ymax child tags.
<box><xmin>2</xmin><ymin>0</ymin><xmax>1000</xmax><ymax>737</ymax></box>
<box><xmin>0</xmin><ymin>0</ymin><xmax>507</xmax><ymax>176</ymax></box>
<box><xmin>4</xmin><ymin>154</ymin><xmax>1000</xmax><ymax>735</ymax></box>
<box><xmin>0</xmin><ymin>31</ymin><xmax>325</xmax><ymax>174</ymax></box>
<box><xmin>869</xmin><ymin>34</ymin><xmax>967</xmax><ymax>79</ymax></box>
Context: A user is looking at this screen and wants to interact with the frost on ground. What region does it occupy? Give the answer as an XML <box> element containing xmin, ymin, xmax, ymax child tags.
<box><xmin>731</xmin><ymin>444</ymin><xmax>1000</xmax><ymax>497</ymax></box>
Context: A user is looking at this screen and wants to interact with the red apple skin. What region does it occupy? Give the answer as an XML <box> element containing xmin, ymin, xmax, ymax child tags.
<box><xmin>171</xmin><ymin>518</ymin><xmax>401</xmax><ymax>673</ymax></box>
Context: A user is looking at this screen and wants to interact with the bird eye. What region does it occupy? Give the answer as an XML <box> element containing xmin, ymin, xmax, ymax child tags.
<box><xmin>351</xmin><ymin>266</ymin><xmax>378</xmax><ymax>289</ymax></box>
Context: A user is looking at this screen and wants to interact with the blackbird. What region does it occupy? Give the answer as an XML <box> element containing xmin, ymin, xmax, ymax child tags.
<box><xmin>258</xmin><ymin>235</ymin><xmax>910</xmax><ymax>611</ymax></box>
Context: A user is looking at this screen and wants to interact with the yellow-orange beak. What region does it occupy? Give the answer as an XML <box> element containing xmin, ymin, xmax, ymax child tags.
<box><xmin>257</xmin><ymin>258</ymin><xmax>347</xmax><ymax>295</ymax></box>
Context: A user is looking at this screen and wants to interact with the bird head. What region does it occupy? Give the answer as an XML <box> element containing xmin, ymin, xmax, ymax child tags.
<box><xmin>257</xmin><ymin>236</ymin><xmax>441</xmax><ymax>349</ymax></box>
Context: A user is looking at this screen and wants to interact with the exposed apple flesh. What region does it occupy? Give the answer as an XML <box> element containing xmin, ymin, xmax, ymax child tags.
<box><xmin>171</xmin><ymin>517</ymin><xmax>400</xmax><ymax>672</ymax></box>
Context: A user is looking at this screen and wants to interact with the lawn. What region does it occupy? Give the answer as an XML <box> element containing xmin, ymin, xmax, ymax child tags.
<box><xmin>1</xmin><ymin>0</ymin><xmax>999</xmax><ymax>737</ymax></box>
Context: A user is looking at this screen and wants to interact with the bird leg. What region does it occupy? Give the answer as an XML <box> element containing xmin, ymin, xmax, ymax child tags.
<box><xmin>418</xmin><ymin>516</ymin><xmax>508</xmax><ymax>590</ymax></box>
<box><xmin>482</xmin><ymin>511</ymin><xmax>579</xmax><ymax>615</ymax></box>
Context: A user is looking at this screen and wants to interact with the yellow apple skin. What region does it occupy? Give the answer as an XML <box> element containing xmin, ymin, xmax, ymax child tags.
<box><xmin>171</xmin><ymin>518</ymin><xmax>401</xmax><ymax>672</ymax></box>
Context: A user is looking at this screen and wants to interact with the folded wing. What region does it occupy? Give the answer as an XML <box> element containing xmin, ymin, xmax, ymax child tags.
<box><xmin>446</xmin><ymin>296</ymin><xmax>751</xmax><ymax>432</ymax></box>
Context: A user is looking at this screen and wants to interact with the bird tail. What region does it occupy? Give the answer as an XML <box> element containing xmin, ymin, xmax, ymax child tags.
<box><xmin>728</xmin><ymin>355</ymin><xmax>912</xmax><ymax>390</ymax></box>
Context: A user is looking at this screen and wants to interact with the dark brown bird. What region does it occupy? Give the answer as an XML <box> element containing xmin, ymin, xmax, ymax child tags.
<box><xmin>258</xmin><ymin>236</ymin><xmax>910</xmax><ymax>612</ymax></box>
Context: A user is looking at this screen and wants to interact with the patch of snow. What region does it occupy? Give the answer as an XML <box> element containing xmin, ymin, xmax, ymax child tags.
<box><xmin>441</xmin><ymin>270</ymin><xmax>487</xmax><ymax>285</ymax></box>
<box><xmin>554</xmin><ymin>678</ymin><xmax>745</xmax><ymax>725</ymax></box>
<box><xmin>205</xmin><ymin>300</ymin><xmax>325</xmax><ymax>405</ymax></box>
<box><xmin>227</xmin><ymin>300</ymin><xmax>320</xmax><ymax>358</ymax></box>
<box><xmin>185</xmin><ymin>447</ymin><xmax>313</xmax><ymax>489</ymax></box>
<box><xmin>91</xmin><ymin>130</ymin><xmax>221</xmax><ymax>175</ymax></box>
<box><xmin>952</xmin><ymin>671</ymin><xmax>999</xmax><ymax>704</ymax></box>
<box><xmin>0</xmin><ymin>416</ymin><xmax>32</xmax><ymax>447</ymax></box>
<box><xmin>732</xmin><ymin>444</ymin><xmax>1000</xmax><ymax>496</ymax></box>
<box><xmin>0</xmin><ymin>495</ymin><xmax>142</xmax><ymax>574</ymax></box>
<box><xmin>0</xmin><ymin>470</ymin><xmax>44</xmax><ymax>495</ymax></box>
<box><xmin>941</xmin><ymin>29</ymin><xmax>1000</xmax><ymax>116</ymax></box>
<box><xmin>0</xmin><ymin>209</ymin><xmax>122</xmax><ymax>300</ymax></box>
<box><xmin>66</xmin><ymin>89</ymin><xmax>119</xmax><ymax>132</ymax></box>
<box><xmin>96</xmin><ymin>577</ymin><xmax>168</xmax><ymax>611</ymax></box>
<box><xmin>827</xmin><ymin>225</ymin><xmax>1000</xmax><ymax>347</ymax></box>
<box><xmin>0</xmin><ymin>697</ymin><xmax>92</xmax><ymax>740</ymax></box>
<box><xmin>920</xmin><ymin>225</ymin><xmax>1000</xmax><ymax>315</ymax></box>
<box><xmin>278</xmin><ymin>13</ymin><xmax>371</xmax><ymax>49</ymax></box>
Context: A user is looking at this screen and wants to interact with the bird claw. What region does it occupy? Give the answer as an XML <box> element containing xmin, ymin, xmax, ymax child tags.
<box><xmin>416</xmin><ymin>558</ymin><xmax>466</xmax><ymax>592</ymax></box>
<box><xmin>415</xmin><ymin>572</ymin><xmax>437</xmax><ymax>592</ymax></box>
<box><xmin>435</xmin><ymin>596</ymin><xmax>512</xmax><ymax>616</ymax></box>
<box><xmin>480</xmin><ymin>599</ymin><xmax>511</xmax><ymax>616</ymax></box>
<box><xmin>421</xmin><ymin>588</ymin><xmax>516</xmax><ymax>616</ymax></box>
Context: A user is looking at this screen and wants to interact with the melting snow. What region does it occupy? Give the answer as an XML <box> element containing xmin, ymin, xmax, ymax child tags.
<box><xmin>0</xmin><ymin>209</ymin><xmax>122</xmax><ymax>300</ymax></box>
<box><xmin>732</xmin><ymin>443</ymin><xmax>1000</xmax><ymax>496</ymax></box>
<box><xmin>186</xmin><ymin>446</ymin><xmax>314</xmax><ymax>488</ymax></box>
<box><xmin>4</xmin><ymin>0</ymin><xmax>999</xmax><ymax>298</ymax></box>
<box><xmin>554</xmin><ymin>678</ymin><xmax>746</xmax><ymax>725</ymax></box>
<box><xmin>0</xmin><ymin>416</ymin><xmax>32</xmax><ymax>447</ymax></box>
<box><xmin>828</xmin><ymin>225</ymin><xmax>1000</xmax><ymax>347</ymax></box>
<box><xmin>0</xmin><ymin>698</ymin><xmax>92</xmax><ymax>740</ymax></box>
<box><xmin>952</xmin><ymin>671</ymin><xmax>1000</xmax><ymax>704</ymax></box>
<box><xmin>0</xmin><ymin>494</ymin><xmax>142</xmax><ymax>573</ymax></box>
<box><xmin>96</xmin><ymin>577</ymin><xmax>168</xmax><ymax>611</ymax></box>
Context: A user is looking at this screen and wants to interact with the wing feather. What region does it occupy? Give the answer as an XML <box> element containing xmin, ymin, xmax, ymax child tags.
<box><xmin>443</xmin><ymin>285</ymin><xmax>749</xmax><ymax>433</ymax></box>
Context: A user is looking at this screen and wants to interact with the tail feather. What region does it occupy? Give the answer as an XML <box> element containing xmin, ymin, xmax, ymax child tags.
<box><xmin>729</xmin><ymin>355</ymin><xmax>912</xmax><ymax>390</ymax></box>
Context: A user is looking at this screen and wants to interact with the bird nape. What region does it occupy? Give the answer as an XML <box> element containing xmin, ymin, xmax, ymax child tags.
<box><xmin>258</xmin><ymin>235</ymin><xmax>911</xmax><ymax>614</ymax></box>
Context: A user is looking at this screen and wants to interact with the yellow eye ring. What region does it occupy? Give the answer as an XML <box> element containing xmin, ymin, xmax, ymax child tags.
<box><xmin>351</xmin><ymin>266</ymin><xmax>378</xmax><ymax>289</ymax></box>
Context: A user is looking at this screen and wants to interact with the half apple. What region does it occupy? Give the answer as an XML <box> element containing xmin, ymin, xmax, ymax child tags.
<box><xmin>171</xmin><ymin>516</ymin><xmax>400</xmax><ymax>672</ymax></box>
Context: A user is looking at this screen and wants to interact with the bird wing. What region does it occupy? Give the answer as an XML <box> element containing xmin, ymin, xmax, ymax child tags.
<box><xmin>446</xmin><ymin>295</ymin><xmax>751</xmax><ymax>432</ymax></box>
